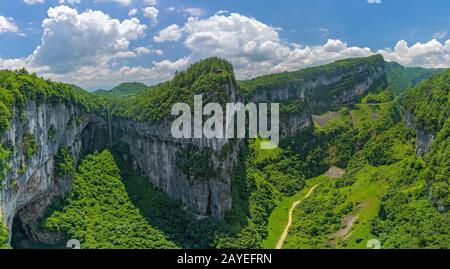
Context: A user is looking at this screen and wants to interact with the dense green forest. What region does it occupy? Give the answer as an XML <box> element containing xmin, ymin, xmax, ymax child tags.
<box><xmin>405</xmin><ymin>70</ymin><xmax>449</xmax><ymax>132</ymax></box>
<box><xmin>112</xmin><ymin>57</ymin><xmax>236</xmax><ymax>122</ymax></box>
<box><xmin>43</xmin><ymin>150</ymin><xmax>177</xmax><ymax>249</ymax></box>
<box><xmin>94</xmin><ymin>82</ymin><xmax>149</xmax><ymax>99</ymax></box>
<box><xmin>0</xmin><ymin>223</ymin><xmax>8</xmax><ymax>249</ymax></box>
<box><xmin>385</xmin><ymin>61</ymin><xmax>445</xmax><ymax>96</ymax></box>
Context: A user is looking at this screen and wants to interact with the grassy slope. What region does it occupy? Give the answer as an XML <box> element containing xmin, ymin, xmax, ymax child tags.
<box><xmin>385</xmin><ymin>61</ymin><xmax>445</xmax><ymax>96</ymax></box>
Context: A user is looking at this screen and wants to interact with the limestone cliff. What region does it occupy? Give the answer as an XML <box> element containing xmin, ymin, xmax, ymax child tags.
<box><xmin>405</xmin><ymin>110</ymin><xmax>435</xmax><ymax>156</ymax></box>
<box><xmin>112</xmin><ymin>83</ymin><xmax>241</xmax><ymax>219</ymax></box>
<box><xmin>244</xmin><ymin>55</ymin><xmax>387</xmax><ymax>137</ymax></box>
<box><xmin>0</xmin><ymin>101</ymin><xmax>106</xmax><ymax>244</ymax></box>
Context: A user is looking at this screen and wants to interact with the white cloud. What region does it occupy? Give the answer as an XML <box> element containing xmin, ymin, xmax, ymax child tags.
<box><xmin>142</xmin><ymin>6</ymin><xmax>159</xmax><ymax>26</ymax></box>
<box><xmin>29</xmin><ymin>5</ymin><xmax>146</xmax><ymax>74</ymax></box>
<box><xmin>216</xmin><ymin>10</ymin><xmax>229</xmax><ymax>15</ymax></box>
<box><xmin>367</xmin><ymin>0</ymin><xmax>382</xmax><ymax>4</ymax></box>
<box><xmin>153</xmin><ymin>24</ymin><xmax>184</xmax><ymax>42</ymax></box>
<box><xmin>0</xmin><ymin>16</ymin><xmax>18</xmax><ymax>33</ymax></box>
<box><xmin>99</xmin><ymin>0</ymin><xmax>134</xmax><ymax>5</ymax></box>
<box><xmin>134</xmin><ymin>46</ymin><xmax>163</xmax><ymax>55</ymax></box>
<box><xmin>23</xmin><ymin>0</ymin><xmax>45</xmax><ymax>5</ymax></box>
<box><xmin>128</xmin><ymin>8</ymin><xmax>137</xmax><ymax>17</ymax></box>
<box><xmin>1</xmin><ymin>9</ymin><xmax>449</xmax><ymax>89</ymax></box>
<box><xmin>143</xmin><ymin>0</ymin><xmax>157</xmax><ymax>5</ymax></box>
<box><xmin>433</xmin><ymin>31</ymin><xmax>448</xmax><ymax>40</ymax></box>
<box><xmin>173</xmin><ymin>13</ymin><xmax>372</xmax><ymax>78</ymax></box>
<box><xmin>182</xmin><ymin>8</ymin><xmax>204</xmax><ymax>17</ymax></box>
<box><xmin>58</xmin><ymin>0</ymin><xmax>81</xmax><ymax>5</ymax></box>
<box><xmin>378</xmin><ymin>39</ymin><xmax>450</xmax><ymax>68</ymax></box>
<box><xmin>156</xmin><ymin>13</ymin><xmax>450</xmax><ymax>80</ymax></box>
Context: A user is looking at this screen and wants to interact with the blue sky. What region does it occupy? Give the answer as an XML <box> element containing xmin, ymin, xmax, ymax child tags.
<box><xmin>0</xmin><ymin>0</ymin><xmax>449</xmax><ymax>89</ymax></box>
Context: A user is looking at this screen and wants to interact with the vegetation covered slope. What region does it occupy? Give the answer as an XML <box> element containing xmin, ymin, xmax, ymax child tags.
<box><xmin>94</xmin><ymin>82</ymin><xmax>149</xmax><ymax>99</ymax></box>
<box><xmin>43</xmin><ymin>150</ymin><xmax>177</xmax><ymax>249</ymax></box>
<box><xmin>405</xmin><ymin>70</ymin><xmax>449</xmax><ymax>132</ymax></box>
<box><xmin>405</xmin><ymin>70</ymin><xmax>449</xmax><ymax>212</ymax></box>
<box><xmin>386</xmin><ymin>61</ymin><xmax>445</xmax><ymax>96</ymax></box>
<box><xmin>112</xmin><ymin>57</ymin><xmax>236</xmax><ymax>122</ymax></box>
<box><xmin>0</xmin><ymin>223</ymin><xmax>9</xmax><ymax>249</ymax></box>
<box><xmin>425</xmin><ymin>118</ymin><xmax>450</xmax><ymax>210</ymax></box>
<box><xmin>281</xmin><ymin>73</ymin><xmax>450</xmax><ymax>249</ymax></box>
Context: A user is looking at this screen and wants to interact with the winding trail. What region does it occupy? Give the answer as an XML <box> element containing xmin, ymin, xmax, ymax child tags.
<box><xmin>276</xmin><ymin>184</ymin><xmax>318</xmax><ymax>249</ymax></box>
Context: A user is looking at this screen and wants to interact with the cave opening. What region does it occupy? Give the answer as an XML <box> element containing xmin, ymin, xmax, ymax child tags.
<box><xmin>10</xmin><ymin>214</ymin><xmax>64</xmax><ymax>249</ymax></box>
<box><xmin>11</xmin><ymin>203</ymin><xmax>68</xmax><ymax>249</ymax></box>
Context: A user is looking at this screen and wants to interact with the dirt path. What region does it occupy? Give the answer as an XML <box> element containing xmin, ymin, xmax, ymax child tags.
<box><xmin>276</xmin><ymin>184</ymin><xmax>318</xmax><ymax>249</ymax></box>
<box><xmin>331</xmin><ymin>215</ymin><xmax>359</xmax><ymax>240</ymax></box>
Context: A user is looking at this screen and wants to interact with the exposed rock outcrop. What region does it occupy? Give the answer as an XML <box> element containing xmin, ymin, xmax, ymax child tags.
<box><xmin>405</xmin><ymin>110</ymin><xmax>435</xmax><ymax>156</ymax></box>
<box><xmin>248</xmin><ymin>58</ymin><xmax>386</xmax><ymax>114</ymax></box>
<box><xmin>0</xmin><ymin>101</ymin><xmax>105</xmax><ymax>244</ymax></box>
<box><xmin>112</xmin><ymin>83</ymin><xmax>242</xmax><ymax>219</ymax></box>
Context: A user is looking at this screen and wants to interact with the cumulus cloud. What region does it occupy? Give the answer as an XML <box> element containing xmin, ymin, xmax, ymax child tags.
<box><xmin>98</xmin><ymin>0</ymin><xmax>134</xmax><ymax>5</ymax></box>
<box><xmin>0</xmin><ymin>16</ymin><xmax>19</xmax><ymax>33</ymax></box>
<box><xmin>0</xmin><ymin>5</ymin><xmax>155</xmax><ymax>88</ymax></box>
<box><xmin>142</xmin><ymin>6</ymin><xmax>159</xmax><ymax>26</ymax></box>
<box><xmin>367</xmin><ymin>0</ymin><xmax>382</xmax><ymax>4</ymax></box>
<box><xmin>155</xmin><ymin>13</ymin><xmax>450</xmax><ymax>80</ymax></box>
<box><xmin>159</xmin><ymin>13</ymin><xmax>373</xmax><ymax>79</ymax></box>
<box><xmin>29</xmin><ymin>6</ymin><xmax>147</xmax><ymax>74</ymax></box>
<box><xmin>153</xmin><ymin>24</ymin><xmax>184</xmax><ymax>42</ymax></box>
<box><xmin>1</xmin><ymin>9</ymin><xmax>449</xmax><ymax>89</ymax></box>
<box><xmin>379</xmin><ymin>39</ymin><xmax>450</xmax><ymax>68</ymax></box>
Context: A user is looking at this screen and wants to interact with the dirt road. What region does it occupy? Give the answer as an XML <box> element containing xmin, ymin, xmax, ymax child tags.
<box><xmin>276</xmin><ymin>184</ymin><xmax>318</xmax><ymax>249</ymax></box>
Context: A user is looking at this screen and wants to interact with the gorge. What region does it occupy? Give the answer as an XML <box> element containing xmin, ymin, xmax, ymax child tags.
<box><xmin>0</xmin><ymin>54</ymin><xmax>448</xmax><ymax>249</ymax></box>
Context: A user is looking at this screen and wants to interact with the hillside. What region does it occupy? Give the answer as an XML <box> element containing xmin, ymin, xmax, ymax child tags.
<box><xmin>239</xmin><ymin>54</ymin><xmax>386</xmax><ymax>114</ymax></box>
<box><xmin>280</xmin><ymin>71</ymin><xmax>449</xmax><ymax>249</ymax></box>
<box><xmin>385</xmin><ymin>61</ymin><xmax>445</xmax><ymax>96</ymax></box>
<box><xmin>94</xmin><ymin>82</ymin><xmax>149</xmax><ymax>99</ymax></box>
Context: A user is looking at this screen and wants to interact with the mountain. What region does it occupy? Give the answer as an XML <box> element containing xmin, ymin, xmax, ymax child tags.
<box><xmin>94</xmin><ymin>82</ymin><xmax>149</xmax><ymax>98</ymax></box>
<box><xmin>0</xmin><ymin>56</ymin><xmax>448</xmax><ymax>249</ymax></box>
<box><xmin>385</xmin><ymin>61</ymin><xmax>445</xmax><ymax>96</ymax></box>
<box><xmin>240</xmin><ymin>54</ymin><xmax>387</xmax><ymax>114</ymax></box>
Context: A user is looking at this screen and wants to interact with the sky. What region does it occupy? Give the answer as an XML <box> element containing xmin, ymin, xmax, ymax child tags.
<box><xmin>0</xmin><ymin>0</ymin><xmax>449</xmax><ymax>90</ymax></box>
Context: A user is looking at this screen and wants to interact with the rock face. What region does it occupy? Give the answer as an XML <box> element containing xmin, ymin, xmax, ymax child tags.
<box><xmin>248</xmin><ymin>60</ymin><xmax>386</xmax><ymax>115</ymax></box>
<box><xmin>113</xmin><ymin>119</ymin><xmax>236</xmax><ymax>219</ymax></box>
<box><xmin>247</xmin><ymin>61</ymin><xmax>386</xmax><ymax>138</ymax></box>
<box><xmin>405</xmin><ymin>110</ymin><xmax>435</xmax><ymax>156</ymax></box>
<box><xmin>0</xmin><ymin>101</ymin><xmax>105</xmax><ymax>244</ymax></box>
<box><xmin>113</xmin><ymin>83</ymin><xmax>241</xmax><ymax>219</ymax></box>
